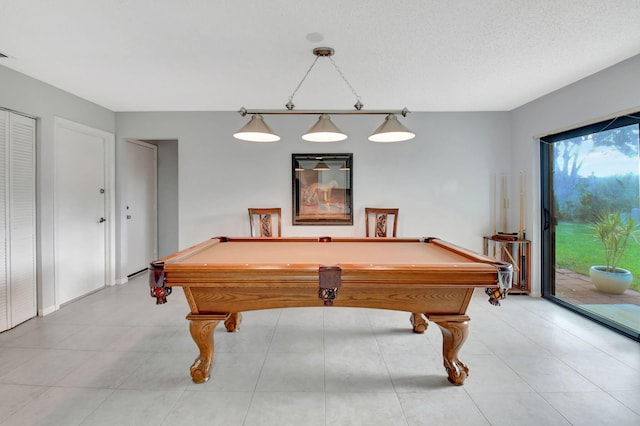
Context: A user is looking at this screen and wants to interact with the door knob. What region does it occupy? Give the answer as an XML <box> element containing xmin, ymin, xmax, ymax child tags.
<box><xmin>98</xmin><ymin>217</ymin><xmax>106</xmax><ymax>223</ymax></box>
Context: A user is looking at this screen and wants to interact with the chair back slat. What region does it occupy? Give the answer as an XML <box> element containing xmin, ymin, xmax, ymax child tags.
<box><xmin>248</xmin><ymin>208</ymin><xmax>282</xmax><ymax>237</ymax></box>
<box><xmin>365</xmin><ymin>208</ymin><xmax>398</xmax><ymax>237</ymax></box>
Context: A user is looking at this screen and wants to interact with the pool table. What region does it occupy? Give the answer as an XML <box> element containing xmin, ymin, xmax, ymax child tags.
<box><xmin>149</xmin><ymin>236</ymin><xmax>512</xmax><ymax>385</ymax></box>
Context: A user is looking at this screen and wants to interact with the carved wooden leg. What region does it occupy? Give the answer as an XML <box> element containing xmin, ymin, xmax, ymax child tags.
<box><xmin>224</xmin><ymin>312</ymin><xmax>243</xmax><ymax>332</ymax></box>
<box><xmin>186</xmin><ymin>314</ymin><xmax>228</xmax><ymax>384</ymax></box>
<box><xmin>429</xmin><ymin>315</ymin><xmax>470</xmax><ymax>386</ymax></box>
<box><xmin>409</xmin><ymin>312</ymin><xmax>428</xmax><ymax>333</ymax></box>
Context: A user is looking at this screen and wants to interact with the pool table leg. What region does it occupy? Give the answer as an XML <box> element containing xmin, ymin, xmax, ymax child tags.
<box><xmin>410</xmin><ymin>312</ymin><xmax>428</xmax><ymax>333</ymax></box>
<box><xmin>186</xmin><ymin>313</ymin><xmax>229</xmax><ymax>384</ymax></box>
<box><xmin>429</xmin><ymin>315</ymin><xmax>470</xmax><ymax>386</ymax></box>
<box><xmin>224</xmin><ymin>312</ymin><xmax>243</xmax><ymax>332</ymax></box>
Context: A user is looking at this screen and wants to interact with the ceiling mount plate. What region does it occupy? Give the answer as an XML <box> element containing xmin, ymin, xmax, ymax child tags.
<box><xmin>313</xmin><ymin>47</ymin><xmax>334</xmax><ymax>57</ymax></box>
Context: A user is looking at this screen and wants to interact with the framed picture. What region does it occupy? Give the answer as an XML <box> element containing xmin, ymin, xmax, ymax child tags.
<box><xmin>292</xmin><ymin>153</ymin><xmax>353</xmax><ymax>225</ymax></box>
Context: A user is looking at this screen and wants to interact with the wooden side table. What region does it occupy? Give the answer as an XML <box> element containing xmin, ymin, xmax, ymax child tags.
<box><xmin>483</xmin><ymin>236</ymin><xmax>531</xmax><ymax>294</ymax></box>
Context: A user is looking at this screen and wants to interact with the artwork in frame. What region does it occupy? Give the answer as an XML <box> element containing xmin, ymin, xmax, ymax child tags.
<box><xmin>292</xmin><ymin>153</ymin><xmax>353</xmax><ymax>225</ymax></box>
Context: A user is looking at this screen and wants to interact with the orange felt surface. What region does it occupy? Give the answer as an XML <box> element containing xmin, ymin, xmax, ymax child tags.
<box><xmin>167</xmin><ymin>239</ymin><xmax>495</xmax><ymax>272</ymax></box>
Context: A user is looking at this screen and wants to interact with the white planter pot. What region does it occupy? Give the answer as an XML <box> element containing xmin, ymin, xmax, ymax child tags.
<box><xmin>589</xmin><ymin>266</ymin><xmax>633</xmax><ymax>294</ymax></box>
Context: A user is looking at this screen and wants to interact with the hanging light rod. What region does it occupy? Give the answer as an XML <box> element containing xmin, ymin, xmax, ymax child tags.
<box><xmin>238</xmin><ymin>107</ymin><xmax>410</xmax><ymax>116</ymax></box>
<box><xmin>234</xmin><ymin>47</ymin><xmax>415</xmax><ymax>143</ymax></box>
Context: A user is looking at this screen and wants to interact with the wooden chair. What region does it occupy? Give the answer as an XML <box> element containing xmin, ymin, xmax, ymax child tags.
<box><xmin>365</xmin><ymin>208</ymin><xmax>399</xmax><ymax>237</ymax></box>
<box><xmin>248</xmin><ymin>208</ymin><xmax>282</xmax><ymax>237</ymax></box>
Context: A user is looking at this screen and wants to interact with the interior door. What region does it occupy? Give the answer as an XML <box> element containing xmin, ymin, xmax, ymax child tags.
<box><xmin>0</xmin><ymin>110</ymin><xmax>36</xmax><ymax>331</ymax></box>
<box><xmin>126</xmin><ymin>140</ymin><xmax>157</xmax><ymax>276</ymax></box>
<box><xmin>0</xmin><ymin>111</ymin><xmax>6</xmax><ymax>330</ymax></box>
<box><xmin>7</xmin><ymin>112</ymin><xmax>37</xmax><ymax>326</ymax></box>
<box><xmin>55</xmin><ymin>122</ymin><xmax>108</xmax><ymax>305</ymax></box>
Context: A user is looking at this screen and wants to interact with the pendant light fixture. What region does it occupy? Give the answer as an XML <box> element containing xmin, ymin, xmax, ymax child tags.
<box><xmin>233</xmin><ymin>114</ymin><xmax>280</xmax><ymax>142</ymax></box>
<box><xmin>368</xmin><ymin>114</ymin><xmax>416</xmax><ymax>142</ymax></box>
<box><xmin>234</xmin><ymin>47</ymin><xmax>415</xmax><ymax>143</ymax></box>
<box><xmin>302</xmin><ymin>114</ymin><xmax>347</xmax><ymax>142</ymax></box>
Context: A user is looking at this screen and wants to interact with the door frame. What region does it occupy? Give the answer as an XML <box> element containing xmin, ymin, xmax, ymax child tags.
<box><xmin>539</xmin><ymin>113</ymin><xmax>640</xmax><ymax>342</ymax></box>
<box><xmin>53</xmin><ymin>117</ymin><xmax>115</xmax><ymax>310</ymax></box>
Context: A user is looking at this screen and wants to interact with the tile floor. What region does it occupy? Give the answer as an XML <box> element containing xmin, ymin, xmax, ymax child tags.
<box><xmin>0</xmin><ymin>274</ymin><xmax>639</xmax><ymax>425</ymax></box>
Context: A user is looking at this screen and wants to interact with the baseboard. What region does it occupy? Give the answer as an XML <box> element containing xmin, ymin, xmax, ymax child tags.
<box><xmin>115</xmin><ymin>276</ymin><xmax>129</xmax><ymax>285</ymax></box>
<box><xmin>39</xmin><ymin>305</ymin><xmax>57</xmax><ymax>316</ymax></box>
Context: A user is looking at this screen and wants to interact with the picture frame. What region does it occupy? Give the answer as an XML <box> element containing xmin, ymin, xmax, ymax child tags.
<box><xmin>292</xmin><ymin>153</ymin><xmax>353</xmax><ymax>225</ymax></box>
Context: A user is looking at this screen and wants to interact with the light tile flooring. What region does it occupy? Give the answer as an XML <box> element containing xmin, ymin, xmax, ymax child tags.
<box><xmin>0</xmin><ymin>275</ymin><xmax>639</xmax><ymax>426</ymax></box>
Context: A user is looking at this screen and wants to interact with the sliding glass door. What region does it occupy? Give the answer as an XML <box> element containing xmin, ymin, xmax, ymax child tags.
<box><xmin>540</xmin><ymin>113</ymin><xmax>640</xmax><ymax>341</ymax></box>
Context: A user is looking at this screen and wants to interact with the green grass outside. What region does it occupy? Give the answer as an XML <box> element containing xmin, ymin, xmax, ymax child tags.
<box><xmin>556</xmin><ymin>221</ymin><xmax>640</xmax><ymax>290</ymax></box>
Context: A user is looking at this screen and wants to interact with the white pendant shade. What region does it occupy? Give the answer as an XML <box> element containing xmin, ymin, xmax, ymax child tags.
<box><xmin>368</xmin><ymin>114</ymin><xmax>416</xmax><ymax>142</ymax></box>
<box><xmin>233</xmin><ymin>114</ymin><xmax>280</xmax><ymax>142</ymax></box>
<box><xmin>302</xmin><ymin>114</ymin><xmax>348</xmax><ymax>142</ymax></box>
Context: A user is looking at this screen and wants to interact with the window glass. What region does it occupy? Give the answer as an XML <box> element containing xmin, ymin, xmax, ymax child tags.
<box><xmin>541</xmin><ymin>114</ymin><xmax>640</xmax><ymax>340</ymax></box>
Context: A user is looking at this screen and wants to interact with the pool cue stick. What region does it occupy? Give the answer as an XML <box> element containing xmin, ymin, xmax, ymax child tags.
<box><xmin>518</xmin><ymin>172</ymin><xmax>523</xmax><ymax>239</ymax></box>
<box><xmin>522</xmin><ymin>172</ymin><xmax>526</xmax><ymax>238</ymax></box>
<box><xmin>501</xmin><ymin>246</ymin><xmax>520</xmax><ymax>272</ymax></box>
<box><xmin>492</xmin><ymin>173</ymin><xmax>497</xmax><ymax>236</ymax></box>
<box><xmin>521</xmin><ymin>172</ymin><xmax>527</xmax><ymax>289</ymax></box>
<box><xmin>501</xmin><ymin>174</ymin><xmax>508</xmax><ymax>232</ymax></box>
<box><xmin>492</xmin><ymin>173</ymin><xmax>497</xmax><ymax>257</ymax></box>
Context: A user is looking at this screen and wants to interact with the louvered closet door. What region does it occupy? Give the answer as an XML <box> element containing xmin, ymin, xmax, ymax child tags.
<box><xmin>0</xmin><ymin>110</ymin><xmax>36</xmax><ymax>331</ymax></box>
<box><xmin>8</xmin><ymin>112</ymin><xmax>36</xmax><ymax>326</ymax></box>
<box><xmin>0</xmin><ymin>111</ymin><xmax>8</xmax><ymax>331</ymax></box>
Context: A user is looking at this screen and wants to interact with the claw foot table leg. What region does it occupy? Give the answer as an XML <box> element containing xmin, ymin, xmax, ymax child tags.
<box><xmin>186</xmin><ymin>313</ymin><xmax>229</xmax><ymax>384</ymax></box>
<box><xmin>429</xmin><ymin>315</ymin><xmax>470</xmax><ymax>385</ymax></box>
<box><xmin>224</xmin><ymin>312</ymin><xmax>243</xmax><ymax>332</ymax></box>
<box><xmin>410</xmin><ymin>312</ymin><xmax>428</xmax><ymax>334</ymax></box>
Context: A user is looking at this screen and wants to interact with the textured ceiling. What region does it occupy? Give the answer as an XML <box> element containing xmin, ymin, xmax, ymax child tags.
<box><xmin>1</xmin><ymin>0</ymin><xmax>640</xmax><ymax>112</ymax></box>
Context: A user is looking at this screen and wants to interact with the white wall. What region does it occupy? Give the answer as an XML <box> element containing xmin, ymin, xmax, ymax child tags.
<box><xmin>116</xmin><ymin>111</ymin><xmax>511</xmax><ymax>258</ymax></box>
<box><xmin>511</xmin><ymin>54</ymin><xmax>640</xmax><ymax>297</ymax></box>
<box><xmin>0</xmin><ymin>65</ymin><xmax>115</xmax><ymax>314</ymax></box>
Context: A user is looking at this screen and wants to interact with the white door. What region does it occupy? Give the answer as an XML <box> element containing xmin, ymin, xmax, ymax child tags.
<box><xmin>7</xmin><ymin>113</ymin><xmax>37</xmax><ymax>326</ymax></box>
<box><xmin>55</xmin><ymin>119</ymin><xmax>112</xmax><ymax>305</ymax></box>
<box><xmin>0</xmin><ymin>110</ymin><xmax>36</xmax><ymax>331</ymax></box>
<box><xmin>126</xmin><ymin>140</ymin><xmax>157</xmax><ymax>276</ymax></box>
<box><xmin>0</xmin><ymin>111</ymin><xmax>6</xmax><ymax>330</ymax></box>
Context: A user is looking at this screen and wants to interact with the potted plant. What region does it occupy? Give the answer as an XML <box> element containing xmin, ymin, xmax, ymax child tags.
<box><xmin>589</xmin><ymin>210</ymin><xmax>639</xmax><ymax>294</ymax></box>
